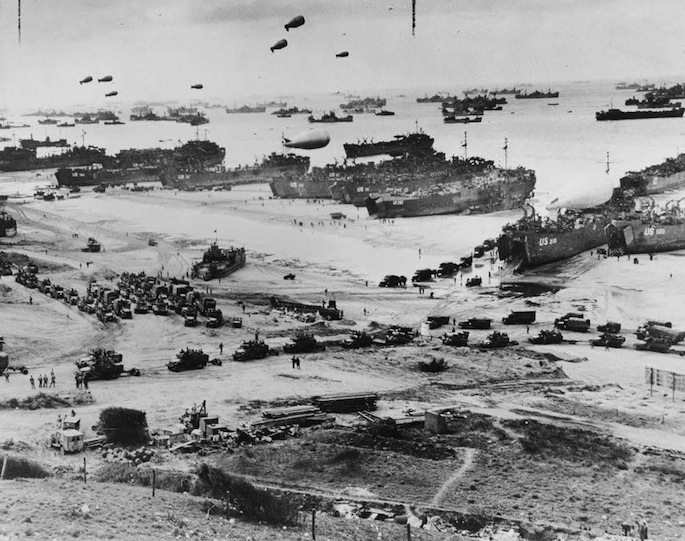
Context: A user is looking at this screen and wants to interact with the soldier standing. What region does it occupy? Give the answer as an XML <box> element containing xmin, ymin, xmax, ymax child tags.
<box><xmin>30</xmin><ymin>375</ymin><xmax>35</xmax><ymax>389</ymax></box>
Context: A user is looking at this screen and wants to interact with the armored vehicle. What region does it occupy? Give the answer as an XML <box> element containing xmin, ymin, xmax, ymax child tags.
<box><xmin>205</xmin><ymin>308</ymin><xmax>224</xmax><ymax>328</ymax></box>
<box><xmin>167</xmin><ymin>348</ymin><xmax>209</xmax><ymax>371</ymax></box>
<box><xmin>82</xmin><ymin>237</ymin><xmax>101</xmax><ymax>252</ymax></box>
<box><xmin>480</xmin><ymin>331</ymin><xmax>517</xmax><ymax>348</ymax></box>
<box><xmin>528</xmin><ymin>329</ymin><xmax>563</xmax><ymax>344</ymax></box>
<box><xmin>283</xmin><ymin>333</ymin><xmax>325</xmax><ymax>353</ymax></box>
<box><xmin>75</xmin><ymin>349</ymin><xmax>126</xmax><ymax>380</ymax></box>
<box><xmin>465</xmin><ymin>277</ymin><xmax>482</xmax><ymax>287</ymax></box>
<box><xmin>442</xmin><ymin>331</ymin><xmax>469</xmax><ymax>346</ymax></box>
<box><xmin>341</xmin><ymin>331</ymin><xmax>374</xmax><ymax>349</ymax></box>
<box><xmin>597</xmin><ymin>321</ymin><xmax>621</xmax><ymax>334</ymax></box>
<box><xmin>233</xmin><ymin>339</ymin><xmax>276</xmax><ymax>361</ymax></box>
<box><xmin>635</xmin><ymin>338</ymin><xmax>671</xmax><ymax>353</ymax></box>
<box><xmin>591</xmin><ymin>333</ymin><xmax>626</xmax><ymax>348</ymax></box>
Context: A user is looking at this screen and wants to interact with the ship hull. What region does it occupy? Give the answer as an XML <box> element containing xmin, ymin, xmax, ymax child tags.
<box><xmin>55</xmin><ymin>167</ymin><xmax>161</xmax><ymax>187</ymax></box>
<box><xmin>366</xmin><ymin>177</ymin><xmax>535</xmax><ymax>219</ymax></box>
<box><xmin>269</xmin><ymin>178</ymin><xmax>333</xmax><ymax>199</ymax></box>
<box><xmin>620</xmin><ymin>171</ymin><xmax>685</xmax><ymax>195</ymax></box>
<box><xmin>606</xmin><ymin>220</ymin><xmax>685</xmax><ymax>254</ymax></box>
<box><xmin>498</xmin><ymin>217</ymin><xmax>608</xmax><ymax>270</ymax></box>
<box><xmin>191</xmin><ymin>246</ymin><xmax>246</xmax><ymax>281</ymax></box>
<box><xmin>596</xmin><ymin>108</ymin><xmax>685</xmax><ymax>121</ymax></box>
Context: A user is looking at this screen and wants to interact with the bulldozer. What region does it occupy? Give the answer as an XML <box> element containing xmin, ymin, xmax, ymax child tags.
<box><xmin>167</xmin><ymin>348</ymin><xmax>209</xmax><ymax>372</ymax></box>
<box><xmin>283</xmin><ymin>332</ymin><xmax>325</xmax><ymax>354</ymax></box>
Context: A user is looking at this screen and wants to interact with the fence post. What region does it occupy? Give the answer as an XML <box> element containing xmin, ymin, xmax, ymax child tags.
<box><xmin>83</xmin><ymin>457</ymin><xmax>86</xmax><ymax>483</ymax></box>
<box><xmin>1</xmin><ymin>455</ymin><xmax>7</xmax><ymax>479</ymax></box>
<box><xmin>152</xmin><ymin>469</ymin><xmax>156</xmax><ymax>497</ymax></box>
<box><xmin>312</xmin><ymin>509</ymin><xmax>316</xmax><ymax>541</ymax></box>
<box><xmin>225</xmin><ymin>491</ymin><xmax>230</xmax><ymax>519</ymax></box>
<box><xmin>407</xmin><ymin>523</ymin><xmax>411</xmax><ymax>541</ymax></box>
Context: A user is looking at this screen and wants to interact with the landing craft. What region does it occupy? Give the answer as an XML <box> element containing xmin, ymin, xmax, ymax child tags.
<box><xmin>336</xmin><ymin>51</ymin><xmax>349</xmax><ymax>58</ymax></box>
<box><xmin>191</xmin><ymin>84</ymin><xmax>204</xmax><ymax>89</ymax></box>
<box><xmin>285</xmin><ymin>15</ymin><xmax>305</xmax><ymax>31</ymax></box>
<box><xmin>105</xmin><ymin>91</ymin><xmax>118</xmax><ymax>98</ymax></box>
<box><xmin>283</xmin><ymin>129</ymin><xmax>330</xmax><ymax>150</ymax></box>
<box><xmin>270</xmin><ymin>39</ymin><xmax>288</xmax><ymax>53</ymax></box>
<box><xmin>79</xmin><ymin>76</ymin><xmax>93</xmax><ymax>85</ymax></box>
<box><xmin>98</xmin><ymin>75</ymin><xmax>113</xmax><ymax>83</ymax></box>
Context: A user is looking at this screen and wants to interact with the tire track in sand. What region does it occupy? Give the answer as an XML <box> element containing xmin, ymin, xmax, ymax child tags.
<box><xmin>430</xmin><ymin>447</ymin><xmax>476</xmax><ymax>507</ymax></box>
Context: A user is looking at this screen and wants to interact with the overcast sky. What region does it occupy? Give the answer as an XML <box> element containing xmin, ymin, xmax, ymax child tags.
<box><xmin>1</xmin><ymin>0</ymin><xmax>684</xmax><ymax>108</ymax></box>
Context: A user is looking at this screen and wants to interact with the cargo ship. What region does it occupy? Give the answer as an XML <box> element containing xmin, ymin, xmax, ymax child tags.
<box><xmin>595</xmin><ymin>108</ymin><xmax>684</xmax><ymax>121</ymax></box>
<box><xmin>619</xmin><ymin>153</ymin><xmax>685</xmax><ymax>195</ymax></box>
<box><xmin>416</xmin><ymin>94</ymin><xmax>448</xmax><ymax>103</ymax></box>
<box><xmin>340</xmin><ymin>97</ymin><xmax>386</xmax><ymax>111</ymax></box>
<box><xmin>497</xmin><ymin>207</ymin><xmax>609</xmax><ymax>270</ymax></box>
<box><xmin>343</xmin><ymin>131</ymin><xmax>435</xmax><ymax>159</ymax></box>
<box><xmin>190</xmin><ymin>244</ymin><xmax>246</xmax><ymax>281</ymax></box>
<box><xmin>606</xmin><ymin>205</ymin><xmax>685</xmax><ymax>255</ymax></box>
<box><xmin>19</xmin><ymin>136</ymin><xmax>69</xmax><ymax>149</ymax></box>
<box><xmin>515</xmin><ymin>90</ymin><xmax>560</xmax><ymax>99</ymax></box>
<box><xmin>365</xmin><ymin>167</ymin><xmax>535</xmax><ymax>219</ymax></box>
<box><xmin>308</xmin><ymin>111</ymin><xmax>353</xmax><ymax>123</ymax></box>
<box><xmin>271</xmin><ymin>107</ymin><xmax>312</xmax><ymax>116</ymax></box>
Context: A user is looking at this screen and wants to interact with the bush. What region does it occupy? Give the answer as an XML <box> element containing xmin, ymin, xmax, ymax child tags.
<box><xmin>418</xmin><ymin>357</ymin><xmax>449</xmax><ymax>373</ymax></box>
<box><xmin>0</xmin><ymin>454</ymin><xmax>51</xmax><ymax>479</ymax></box>
<box><xmin>99</xmin><ymin>407</ymin><xmax>148</xmax><ymax>446</ymax></box>
<box><xmin>94</xmin><ymin>463</ymin><xmax>193</xmax><ymax>492</ymax></box>
<box><xmin>195</xmin><ymin>464</ymin><xmax>300</xmax><ymax>525</ymax></box>
<box><xmin>0</xmin><ymin>393</ymin><xmax>71</xmax><ymax>410</ymax></box>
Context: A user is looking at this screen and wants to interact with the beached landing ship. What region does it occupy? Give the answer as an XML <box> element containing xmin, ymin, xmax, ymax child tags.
<box><xmin>619</xmin><ymin>153</ymin><xmax>685</xmax><ymax>195</ymax></box>
<box><xmin>606</xmin><ymin>203</ymin><xmax>685</xmax><ymax>255</ymax></box>
<box><xmin>595</xmin><ymin>108</ymin><xmax>685</xmax><ymax>121</ymax></box>
<box><xmin>190</xmin><ymin>244</ymin><xmax>246</xmax><ymax>281</ymax></box>
<box><xmin>497</xmin><ymin>206</ymin><xmax>609</xmax><ymax>270</ymax></box>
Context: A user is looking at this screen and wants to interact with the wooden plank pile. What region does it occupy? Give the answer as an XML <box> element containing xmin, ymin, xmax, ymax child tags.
<box><xmin>313</xmin><ymin>392</ymin><xmax>378</xmax><ymax>413</ymax></box>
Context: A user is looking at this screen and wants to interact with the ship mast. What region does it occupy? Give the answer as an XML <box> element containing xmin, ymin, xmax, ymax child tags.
<box><xmin>18</xmin><ymin>0</ymin><xmax>21</xmax><ymax>45</ymax></box>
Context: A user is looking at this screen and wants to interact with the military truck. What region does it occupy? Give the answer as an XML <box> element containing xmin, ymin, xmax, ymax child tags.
<box><xmin>232</xmin><ymin>339</ymin><xmax>276</xmax><ymax>362</ymax></box>
<box><xmin>437</xmin><ymin>262</ymin><xmax>460</xmax><ymax>278</ymax></box>
<box><xmin>283</xmin><ymin>333</ymin><xmax>325</xmax><ymax>353</ymax></box>
<box><xmin>384</xmin><ymin>326</ymin><xmax>416</xmax><ymax>345</ymax></box>
<box><xmin>167</xmin><ymin>348</ymin><xmax>209</xmax><ymax>371</ymax></box>
<box><xmin>412</xmin><ymin>269</ymin><xmax>435</xmax><ymax>282</ymax></box>
<box><xmin>442</xmin><ymin>332</ymin><xmax>469</xmax><ymax>347</ymax></box>
<box><xmin>96</xmin><ymin>304</ymin><xmax>116</xmax><ymax>323</ymax></box>
<box><xmin>555</xmin><ymin>315</ymin><xmax>591</xmax><ymax>332</ymax></box>
<box><xmin>465</xmin><ymin>277</ymin><xmax>482</xmax><ymax>287</ymax></box>
<box><xmin>379</xmin><ymin>275</ymin><xmax>406</xmax><ymax>287</ymax></box>
<box><xmin>82</xmin><ymin>237</ymin><xmax>101</xmax><ymax>252</ymax></box>
<box><xmin>183</xmin><ymin>308</ymin><xmax>198</xmax><ymax>327</ymax></box>
<box><xmin>528</xmin><ymin>329</ymin><xmax>563</xmax><ymax>344</ymax></box>
<box><xmin>205</xmin><ymin>308</ymin><xmax>224</xmax><ymax>328</ymax></box>
<box><xmin>65</xmin><ymin>288</ymin><xmax>79</xmax><ymax>305</ymax></box>
<box><xmin>591</xmin><ymin>333</ymin><xmax>626</xmax><ymax>348</ymax></box>
<box><xmin>635</xmin><ymin>338</ymin><xmax>671</xmax><ymax>353</ymax></box>
<box><xmin>458</xmin><ymin>317</ymin><xmax>492</xmax><ymax>330</ymax></box>
<box><xmin>473</xmin><ymin>245</ymin><xmax>485</xmax><ymax>258</ymax></box>
<box><xmin>50</xmin><ymin>417</ymin><xmax>84</xmax><ymax>455</ymax></box>
<box><xmin>635</xmin><ymin>323</ymin><xmax>685</xmax><ymax>344</ymax></box>
<box><xmin>113</xmin><ymin>298</ymin><xmax>132</xmax><ymax>319</ymax></box>
<box><xmin>502</xmin><ymin>310</ymin><xmax>536</xmax><ymax>325</ymax></box>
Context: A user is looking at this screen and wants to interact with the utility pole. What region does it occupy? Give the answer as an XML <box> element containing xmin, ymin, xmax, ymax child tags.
<box><xmin>461</xmin><ymin>131</ymin><xmax>467</xmax><ymax>160</ymax></box>
<box><xmin>503</xmin><ymin>137</ymin><xmax>508</xmax><ymax>170</ymax></box>
<box><xmin>18</xmin><ymin>0</ymin><xmax>21</xmax><ymax>46</ymax></box>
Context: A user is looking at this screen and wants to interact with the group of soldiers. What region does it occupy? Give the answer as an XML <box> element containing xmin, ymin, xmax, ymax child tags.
<box><xmin>29</xmin><ymin>370</ymin><xmax>55</xmax><ymax>389</ymax></box>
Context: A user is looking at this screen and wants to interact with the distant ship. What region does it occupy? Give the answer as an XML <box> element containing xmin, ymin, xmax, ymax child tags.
<box><xmin>271</xmin><ymin>107</ymin><xmax>312</xmax><ymax>116</ymax></box>
<box><xmin>37</xmin><ymin>118</ymin><xmax>59</xmax><ymax>125</ymax></box>
<box><xmin>343</xmin><ymin>131</ymin><xmax>435</xmax><ymax>159</ymax></box>
<box><xmin>190</xmin><ymin>244</ymin><xmax>246</xmax><ymax>281</ymax></box>
<box><xmin>340</xmin><ymin>97</ymin><xmax>386</xmax><ymax>111</ymax></box>
<box><xmin>443</xmin><ymin>115</ymin><xmax>482</xmax><ymax>124</ymax></box>
<box><xmin>416</xmin><ymin>94</ymin><xmax>448</xmax><ymax>103</ymax></box>
<box><xmin>19</xmin><ymin>136</ymin><xmax>69</xmax><ymax>149</ymax></box>
<box><xmin>374</xmin><ymin>109</ymin><xmax>395</xmax><ymax>116</ymax></box>
<box><xmin>74</xmin><ymin>115</ymin><xmax>100</xmax><ymax>124</ymax></box>
<box><xmin>365</xmin><ymin>166</ymin><xmax>535</xmax><ymax>219</ymax></box>
<box><xmin>497</xmin><ymin>207</ymin><xmax>608</xmax><ymax>270</ymax></box>
<box><xmin>606</xmin><ymin>207</ymin><xmax>685</xmax><ymax>255</ymax></box>
<box><xmin>515</xmin><ymin>90</ymin><xmax>560</xmax><ymax>99</ymax></box>
<box><xmin>596</xmin><ymin>108</ymin><xmax>685</xmax><ymax>121</ymax></box>
<box><xmin>225</xmin><ymin>105</ymin><xmax>266</xmax><ymax>114</ymax></box>
<box><xmin>619</xmin><ymin>153</ymin><xmax>685</xmax><ymax>195</ymax></box>
<box><xmin>308</xmin><ymin>111</ymin><xmax>353</xmax><ymax>123</ymax></box>
<box><xmin>489</xmin><ymin>88</ymin><xmax>521</xmax><ymax>95</ymax></box>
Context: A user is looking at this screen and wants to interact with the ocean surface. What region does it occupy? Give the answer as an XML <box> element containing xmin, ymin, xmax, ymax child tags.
<box><xmin>1</xmin><ymin>79</ymin><xmax>684</xmax><ymax>201</ymax></box>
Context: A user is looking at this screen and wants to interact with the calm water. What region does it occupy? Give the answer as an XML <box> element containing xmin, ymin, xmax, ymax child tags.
<box><xmin>2</xmin><ymin>80</ymin><xmax>684</xmax><ymax>198</ymax></box>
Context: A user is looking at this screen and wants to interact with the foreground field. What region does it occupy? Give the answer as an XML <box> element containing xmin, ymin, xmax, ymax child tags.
<box><xmin>1</xmin><ymin>188</ymin><xmax>685</xmax><ymax>540</ymax></box>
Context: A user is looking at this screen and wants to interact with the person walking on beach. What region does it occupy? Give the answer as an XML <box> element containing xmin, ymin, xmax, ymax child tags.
<box><xmin>30</xmin><ymin>375</ymin><xmax>35</xmax><ymax>389</ymax></box>
<box><xmin>219</xmin><ymin>342</ymin><xmax>224</xmax><ymax>355</ymax></box>
<box><xmin>4</xmin><ymin>372</ymin><xmax>9</xmax><ymax>383</ymax></box>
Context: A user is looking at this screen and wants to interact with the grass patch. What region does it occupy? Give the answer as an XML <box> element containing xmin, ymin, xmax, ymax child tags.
<box><xmin>0</xmin><ymin>393</ymin><xmax>71</xmax><ymax>410</ymax></box>
<box><xmin>94</xmin><ymin>463</ymin><xmax>194</xmax><ymax>492</ymax></box>
<box><xmin>0</xmin><ymin>454</ymin><xmax>51</xmax><ymax>479</ymax></box>
<box><xmin>503</xmin><ymin>418</ymin><xmax>633</xmax><ymax>465</ymax></box>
